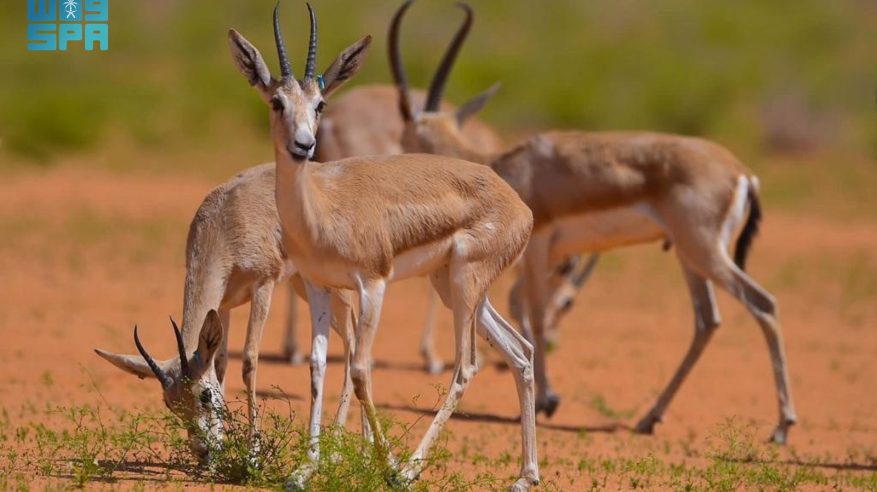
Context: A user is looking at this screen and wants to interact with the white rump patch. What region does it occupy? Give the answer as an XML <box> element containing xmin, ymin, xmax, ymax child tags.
<box><xmin>718</xmin><ymin>175</ymin><xmax>749</xmax><ymax>250</ymax></box>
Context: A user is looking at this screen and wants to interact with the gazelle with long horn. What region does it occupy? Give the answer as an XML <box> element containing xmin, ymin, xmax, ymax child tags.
<box><xmin>295</xmin><ymin>86</ymin><xmax>506</xmax><ymax>374</ymax></box>
<box><xmin>95</xmin><ymin>160</ymin><xmax>357</xmax><ymax>461</ymax></box>
<box><xmin>228</xmin><ymin>3</ymin><xmax>539</xmax><ymax>489</ymax></box>
<box><xmin>391</xmin><ymin>0</ymin><xmax>797</xmax><ymax>443</ymax></box>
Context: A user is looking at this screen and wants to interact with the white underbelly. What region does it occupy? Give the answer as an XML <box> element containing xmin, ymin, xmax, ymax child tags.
<box><xmin>545</xmin><ymin>205</ymin><xmax>666</xmax><ymax>262</ymax></box>
<box><xmin>389</xmin><ymin>237</ymin><xmax>454</xmax><ymax>281</ymax></box>
<box><xmin>282</xmin><ymin>237</ymin><xmax>453</xmax><ymax>289</ymax></box>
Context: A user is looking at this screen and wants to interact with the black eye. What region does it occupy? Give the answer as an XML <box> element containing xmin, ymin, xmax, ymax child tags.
<box><xmin>200</xmin><ymin>389</ymin><xmax>212</xmax><ymax>409</ymax></box>
<box><xmin>271</xmin><ymin>97</ymin><xmax>284</xmax><ymax>112</ymax></box>
<box><xmin>316</xmin><ymin>101</ymin><xmax>326</xmax><ymax>114</ymax></box>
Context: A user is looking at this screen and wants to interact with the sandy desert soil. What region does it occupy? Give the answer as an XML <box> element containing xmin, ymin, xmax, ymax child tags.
<box><xmin>0</xmin><ymin>164</ymin><xmax>875</xmax><ymax>490</ymax></box>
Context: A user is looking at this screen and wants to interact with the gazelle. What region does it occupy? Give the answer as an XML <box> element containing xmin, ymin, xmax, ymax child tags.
<box><xmin>391</xmin><ymin>1</ymin><xmax>797</xmax><ymax>443</ymax></box>
<box><xmin>309</xmin><ymin>32</ymin><xmax>591</xmax><ymax>375</ymax></box>
<box><xmin>94</xmin><ymin>163</ymin><xmax>357</xmax><ymax>461</ymax></box>
<box><xmin>228</xmin><ymin>3</ymin><xmax>539</xmax><ymax>489</ymax></box>
<box><xmin>286</xmin><ymin>84</ymin><xmax>507</xmax><ymax>374</ymax></box>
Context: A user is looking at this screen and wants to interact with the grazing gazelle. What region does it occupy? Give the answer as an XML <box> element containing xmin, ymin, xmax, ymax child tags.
<box><xmin>228</xmin><ymin>3</ymin><xmax>539</xmax><ymax>489</ymax></box>
<box><xmin>95</xmin><ymin>163</ymin><xmax>357</xmax><ymax>461</ymax></box>
<box><xmin>391</xmin><ymin>1</ymin><xmax>797</xmax><ymax>443</ymax></box>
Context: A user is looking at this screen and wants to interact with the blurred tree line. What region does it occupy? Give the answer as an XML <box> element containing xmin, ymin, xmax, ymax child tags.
<box><xmin>0</xmin><ymin>0</ymin><xmax>874</xmax><ymax>163</ymax></box>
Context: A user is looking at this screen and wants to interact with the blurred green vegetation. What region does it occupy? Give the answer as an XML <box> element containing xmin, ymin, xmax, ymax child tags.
<box><xmin>0</xmin><ymin>0</ymin><xmax>875</xmax><ymax>167</ymax></box>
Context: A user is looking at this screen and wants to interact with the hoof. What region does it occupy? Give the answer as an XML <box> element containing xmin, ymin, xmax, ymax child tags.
<box><xmin>285</xmin><ymin>463</ymin><xmax>316</xmax><ymax>491</ymax></box>
<box><xmin>769</xmin><ymin>423</ymin><xmax>793</xmax><ymax>445</ymax></box>
<box><xmin>388</xmin><ymin>465</ymin><xmax>415</xmax><ymax>490</ymax></box>
<box><xmin>634</xmin><ymin>414</ymin><xmax>659</xmax><ymax>434</ymax></box>
<box><xmin>284</xmin><ymin>478</ymin><xmax>306</xmax><ymax>492</ymax></box>
<box><xmin>536</xmin><ymin>394</ymin><xmax>560</xmax><ymax>418</ymax></box>
<box><xmin>510</xmin><ymin>476</ymin><xmax>538</xmax><ymax>492</ymax></box>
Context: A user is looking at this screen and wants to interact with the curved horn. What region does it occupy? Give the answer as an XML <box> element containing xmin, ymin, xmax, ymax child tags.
<box><xmin>388</xmin><ymin>0</ymin><xmax>415</xmax><ymax>121</ymax></box>
<box><xmin>274</xmin><ymin>2</ymin><xmax>293</xmax><ymax>79</ymax></box>
<box><xmin>304</xmin><ymin>3</ymin><xmax>318</xmax><ymax>80</ymax></box>
<box><xmin>170</xmin><ymin>316</ymin><xmax>189</xmax><ymax>378</ymax></box>
<box><xmin>133</xmin><ymin>326</ymin><xmax>173</xmax><ymax>389</ymax></box>
<box><xmin>425</xmin><ymin>2</ymin><xmax>473</xmax><ymax>112</ymax></box>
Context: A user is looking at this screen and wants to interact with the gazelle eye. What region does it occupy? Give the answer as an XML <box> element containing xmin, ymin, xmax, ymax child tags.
<box><xmin>315</xmin><ymin>101</ymin><xmax>326</xmax><ymax>114</ymax></box>
<box><xmin>271</xmin><ymin>97</ymin><xmax>284</xmax><ymax>112</ymax></box>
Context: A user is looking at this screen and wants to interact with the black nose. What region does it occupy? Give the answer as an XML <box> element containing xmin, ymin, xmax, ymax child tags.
<box><xmin>295</xmin><ymin>140</ymin><xmax>315</xmax><ymax>151</ymax></box>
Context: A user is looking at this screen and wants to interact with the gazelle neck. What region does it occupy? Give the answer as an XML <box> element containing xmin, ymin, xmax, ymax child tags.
<box><xmin>427</xmin><ymin>124</ymin><xmax>497</xmax><ymax>166</ymax></box>
<box><xmin>273</xmin><ymin>153</ymin><xmax>324</xmax><ymax>255</ymax></box>
<box><xmin>180</xmin><ymin>249</ymin><xmax>228</xmax><ymax>351</ymax></box>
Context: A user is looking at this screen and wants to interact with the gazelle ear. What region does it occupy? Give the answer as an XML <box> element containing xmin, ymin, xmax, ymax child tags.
<box><xmin>320</xmin><ymin>35</ymin><xmax>372</xmax><ymax>97</ymax></box>
<box><xmin>94</xmin><ymin>348</ymin><xmax>169</xmax><ymax>380</ymax></box>
<box><xmin>228</xmin><ymin>29</ymin><xmax>274</xmax><ymax>93</ymax></box>
<box><xmin>456</xmin><ymin>82</ymin><xmax>501</xmax><ymax>126</ymax></box>
<box><xmin>195</xmin><ymin>310</ymin><xmax>224</xmax><ymax>368</ymax></box>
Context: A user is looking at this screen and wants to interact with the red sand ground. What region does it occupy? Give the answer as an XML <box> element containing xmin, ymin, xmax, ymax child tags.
<box><xmin>0</xmin><ymin>166</ymin><xmax>875</xmax><ymax>489</ymax></box>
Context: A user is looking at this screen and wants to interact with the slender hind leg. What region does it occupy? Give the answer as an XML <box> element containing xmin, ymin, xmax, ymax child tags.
<box><xmin>242</xmin><ymin>281</ymin><xmax>274</xmax><ymax>447</ymax></box>
<box><xmin>401</xmin><ymin>261</ymin><xmax>483</xmax><ymax>482</ymax></box>
<box><xmin>283</xmin><ymin>281</ymin><xmax>304</xmax><ymax>364</ymax></box>
<box><xmin>329</xmin><ymin>290</ymin><xmax>356</xmax><ymax>428</ymax></box>
<box><xmin>420</xmin><ymin>287</ymin><xmax>445</xmax><ymax>374</ymax></box>
<box><xmin>479</xmin><ymin>298</ymin><xmax>540</xmax><ymax>490</ymax></box>
<box><xmin>708</xmin><ymin>260</ymin><xmax>797</xmax><ymax>443</ymax></box>
<box><xmin>669</xmin><ymin>208</ymin><xmax>797</xmax><ymax>444</ymax></box>
<box><xmin>635</xmin><ymin>266</ymin><xmax>720</xmax><ymax>434</ymax></box>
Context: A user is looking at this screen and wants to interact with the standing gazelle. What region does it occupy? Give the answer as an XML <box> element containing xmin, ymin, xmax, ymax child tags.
<box><xmin>391</xmin><ymin>0</ymin><xmax>797</xmax><ymax>443</ymax></box>
<box><xmin>228</xmin><ymin>3</ymin><xmax>539</xmax><ymax>489</ymax></box>
<box><xmin>307</xmin><ymin>84</ymin><xmax>508</xmax><ymax>375</ymax></box>
<box><xmin>95</xmin><ymin>163</ymin><xmax>357</xmax><ymax>461</ymax></box>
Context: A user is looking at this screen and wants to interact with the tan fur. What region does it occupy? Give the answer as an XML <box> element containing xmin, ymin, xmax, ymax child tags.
<box><xmin>314</xmin><ymin>84</ymin><xmax>504</xmax><ymax>374</ymax></box>
<box><xmin>316</xmin><ymin>85</ymin><xmax>502</xmax><ymax>162</ymax></box>
<box><xmin>402</xmin><ymin>109</ymin><xmax>797</xmax><ymax>443</ymax></box>
<box><xmin>95</xmin><ymin>163</ymin><xmax>357</xmax><ymax>459</ymax></box>
<box><xmin>277</xmin><ymin>153</ymin><xmax>531</xmax><ymax>284</ymax></box>
<box><xmin>228</xmin><ymin>20</ymin><xmax>540</xmax><ymax>488</ymax></box>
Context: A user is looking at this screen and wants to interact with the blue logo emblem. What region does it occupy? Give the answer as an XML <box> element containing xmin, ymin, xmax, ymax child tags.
<box><xmin>27</xmin><ymin>0</ymin><xmax>109</xmax><ymax>51</ymax></box>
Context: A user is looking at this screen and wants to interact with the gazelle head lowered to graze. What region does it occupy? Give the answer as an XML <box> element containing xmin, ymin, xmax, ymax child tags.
<box><xmin>95</xmin><ymin>162</ymin><xmax>359</xmax><ymax>464</ymax></box>
<box><xmin>228</xmin><ymin>3</ymin><xmax>371</xmax><ymax>163</ymax></box>
<box><xmin>95</xmin><ymin>311</ymin><xmax>225</xmax><ymax>462</ymax></box>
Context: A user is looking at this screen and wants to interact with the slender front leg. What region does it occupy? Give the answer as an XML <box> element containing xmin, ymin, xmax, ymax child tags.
<box><xmin>287</xmin><ymin>281</ymin><xmax>332</xmax><ymax>490</ymax></box>
<box><xmin>329</xmin><ymin>290</ymin><xmax>356</xmax><ymax>428</ymax></box>
<box><xmin>242</xmin><ymin>282</ymin><xmax>274</xmax><ymax>448</ymax></box>
<box><xmin>522</xmin><ymin>235</ymin><xmax>560</xmax><ymax>417</ymax></box>
<box><xmin>635</xmin><ymin>266</ymin><xmax>719</xmax><ymax>434</ymax></box>
<box><xmin>349</xmin><ymin>278</ymin><xmax>393</xmax><ymax>464</ymax></box>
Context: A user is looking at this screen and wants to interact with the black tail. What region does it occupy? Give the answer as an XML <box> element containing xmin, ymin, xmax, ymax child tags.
<box><xmin>733</xmin><ymin>186</ymin><xmax>762</xmax><ymax>271</ymax></box>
